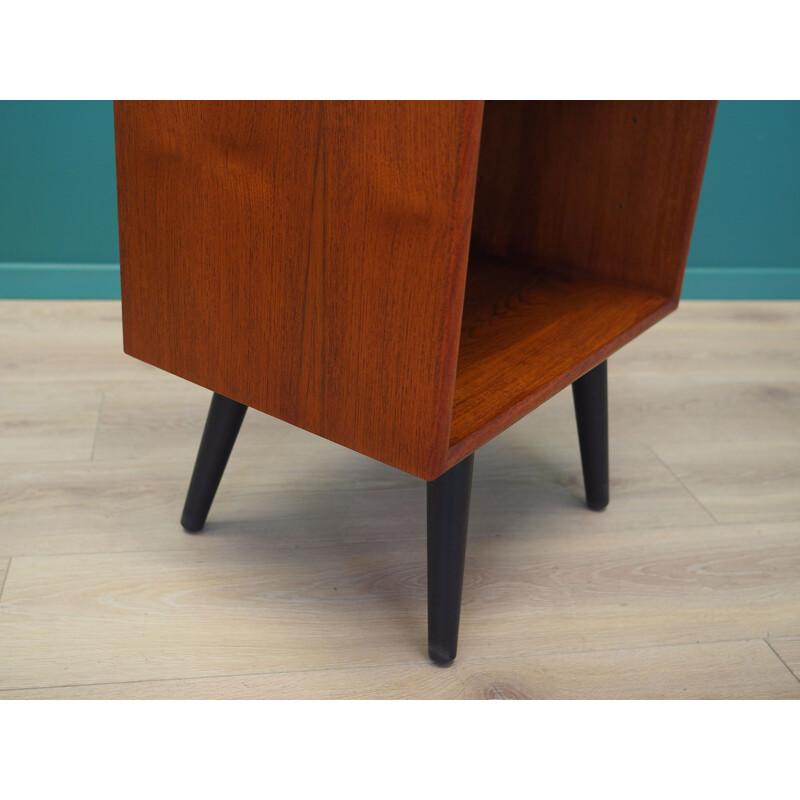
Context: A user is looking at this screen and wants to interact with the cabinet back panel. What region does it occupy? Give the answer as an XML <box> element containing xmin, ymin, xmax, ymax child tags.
<box><xmin>471</xmin><ymin>101</ymin><xmax>716</xmax><ymax>299</ymax></box>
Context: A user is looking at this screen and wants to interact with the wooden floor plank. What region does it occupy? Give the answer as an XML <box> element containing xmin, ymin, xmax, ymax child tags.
<box><xmin>1</xmin><ymin>299</ymin><xmax>798</xmax><ymax>698</ymax></box>
<box><xmin>2</xmin><ymin>639</ymin><xmax>796</xmax><ymax>700</ymax></box>
<box><xmin>652</xmin><ymin>441</ymin><xmax>800</xmax><ymax>523</ymax></box>
<box><xmin>0</xmin><ymin>661</ymin><xmax>503</xmax><ymax>700</ymax></box>
<box><xmin>613</xmin><ymin>301</ymin><xmax>800</xmax><ymax>376</ymax></box>
<box><xmin>610</xmin><ymin>371</ymin><xmax>800</xmax><ymax>446</ymax></box>
<box><xmin>485</xmin><ymin>639</ymin><xmax>800</xmax><ymax>700</ymax></box>
<box><xmin>0</xmin><ymin>383</ymin><xmax>101</xmax><ymax>464</ymax></box>
<box><xmin>0</xmin><ymin>558</ymin><xmax>10</xmax><ymax>597</ymax></box>
<box><xmin>0</xmin><ymin>439</ymin><xmax>712</xmax><ymax>558</ymax></box>
<box><xmin>484</xmin><ymin>640</ymin><xmax>800</xmax><ymax>700</ymax></box>
<box><xmin>759</xmin><ymin>379</ymin><xmax>800</xmax><ymax>423</ymax></box>
<box><xmin>1</xmin><ymin>521</ymin><xmax>799</xmax><ymax>690</ymax></box>
<box><xmin>767</xmin><ymin>637</ymin><xmax>800</xmax><ymax>686</ymax></box>
<box><xmin>0</xmin><ymin>301</ymin><xmax>155</xmax><ymax>384</ymax></box>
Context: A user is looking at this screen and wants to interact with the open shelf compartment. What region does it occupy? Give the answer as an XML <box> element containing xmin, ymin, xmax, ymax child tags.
<box><xmin>443</xmin><ymin>100</ymin><xmax>714</xmax><ymax>468</ymax></box>
<box><xmin>446</xmin><ymin>250</ymin><xmax>674</xmax><ymax>465</ymax></box>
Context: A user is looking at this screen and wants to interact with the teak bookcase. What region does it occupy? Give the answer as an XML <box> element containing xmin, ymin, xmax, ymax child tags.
<box><xmin>115</xmin><ymin>100</ymin><xmax>716</xmax><ymax>663</ymax></box>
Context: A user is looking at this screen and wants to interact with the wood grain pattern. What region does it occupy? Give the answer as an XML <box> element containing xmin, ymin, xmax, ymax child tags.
<box><xmin>2</xmin><ymin>640</ymin><xmax>797</xmax><ymax>700</ymax></box>
<box><xmin>0</xmin><ymin>370</ymin><xmax>716</xmax><ymax>559</ymax></box>
<box><xmin>484</xmin><ymin>640</ymin><xmax>800</xmax><ymax>700</ymax></box>
<box><xmin>444</xmin><ymin>101</ymin><xmax>715</xmax><ymax>460</ymax></box>
<box><xmin>609</xmin><ymin>371</ymin><xmax>800</xmax><ymax>446</ymax></box>
<box><xmin>115</xmin><ymin>101</ymin><xmax>483</xmax><ymax>480</ymax></box>
<box><xmin>0</xmin><ymin>300</ymin><xmax>155</xmax><ymax>384</ymax></box>
<box><xmin>613</xmin><ymin>300</ymin><xmax>800</xmax><ymax>376</ymax></box>
<box><xmin>115</xmin><ymin>101</ymin><xmax>715</xmax><ymax>478</ymax></box>
<box><xmin>1</xmin><ymin>299</ymin><xmax>798</xmax><ymax>698</ymax></box>
<box><xmin>0</xmin><ymin>383</ymin><xmax>101</xmax><ymax>464</ymax></box>
<box><xmin>2</xmin><ymin>520</ymin><xmax>799</xmax><ymax>691</ymax></box>
<box><xmin>0</xmin><ymin>440</ymin><xmax>714</xmax><ymax>557</ymax></box>
<box><xmin>447</xmin><ymin>252</ymin><xmax>673</xmax><ymax>462</ymax></box>
<box><xmin>652</xmin><ymin>441</ymin><xmax>800</xmax><ymax>523</ymax></box>
<box><xmin>471</xmin><ymin>100</ymin><xmax>717</xmax><ymax>299</ymax></box>
<box><xmin>768</xmin><ymin>637</ymin><xmax>800</xmax><ymax>684</ymax></box>
<box><xmin>0</xmin><ymin>661</ymin><xmax>504</xmax><ymax>700</ymax></box>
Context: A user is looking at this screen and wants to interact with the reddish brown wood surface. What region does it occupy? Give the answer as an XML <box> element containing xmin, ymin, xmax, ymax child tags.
<box><xmin>471</xmin><ymin>101</ymin><xmax>717</xmax><ymax>299</ymax></box>
<box><xmin>446</xmin><ymin>251</ymin><xmax>674</xmax><ymax>467</ymax></box>
<box><xmin>115</xmin><ymin>101</ymin><xmax>715</xmax><ymax>480</ymax></box>
<box><xmin>443</xmin><ymin>100</ymin><xmax>716</xmax><ymax>465</ymax></box>
<box><xmin>115</xmin><ymin>101</ymin><xmax>483</xmax><ymax>480</ymax></box>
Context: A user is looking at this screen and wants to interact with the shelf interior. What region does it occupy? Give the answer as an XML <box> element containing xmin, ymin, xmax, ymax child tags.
<box><xmin>446</xmin><ymin>250</ymin><xmax>674</xmax><ymax>462</ymax></box>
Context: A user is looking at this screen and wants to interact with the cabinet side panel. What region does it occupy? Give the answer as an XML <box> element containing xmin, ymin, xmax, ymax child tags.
<box><xmin>115</xmin><ymin>101</ymin><xmax>481</xmax><ymax>479</ymax></box>
<box><xmin>471</xmin><ymin>101</ymin><xmax>716</xmax><ymax>299</ymax></box>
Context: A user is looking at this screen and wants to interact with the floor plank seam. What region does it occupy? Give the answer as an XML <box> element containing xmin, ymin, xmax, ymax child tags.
<box><xmin>455</xmin><ymin>637</ymin><xmax>772</xmax><ymax>664</ymax></box>
<box><xmin>763</xmin><ymin>639</ymin><xmax>800</xmax><ymax>687</ymax></box>
<box><xmin>3</xmin><ymin>301</ymin><xmax>799</xmax><ymax>699</ymax></box>
<box><xmin>0</xmin><ymin>660</ymin><xmax>430</xmax><ymax>695</ymax></box>
<box><xmin>489</xmin><ymin>682</ymin><xmax>507</xmax><ymax>700</ymax></box>
<box><xmin>647</xmin><ymin>445</ymin><xmax>721</xmax><ymax>524</ymax></box>
<box><xmin>89</xmin><ymin>390</ymin><xmax>104</xmax><ymax>461</ymax></box>
<box><xmin>0</xmin><ymin>636</ymin><xmax>770</xmax><ymax>696</ymax></box>
<box><xmin>0</xmin><ymin>558</ymin><xmax>10</xmax><ymax>602</ymax></box>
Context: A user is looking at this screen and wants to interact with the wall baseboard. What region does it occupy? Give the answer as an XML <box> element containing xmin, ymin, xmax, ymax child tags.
<box><xmin>681</xmin><ymin>267</ymin><xmax>800</xmax><ymax>300</ymax></box>
<box><xmin>0</xmin><ymin>263</ymin><xmax>120</xmax><ymax>299</ymax></box>
<box><xmin>1</xmin><ymin>263</ymin><xmax>799</xmax><ymax>301</ymax></box>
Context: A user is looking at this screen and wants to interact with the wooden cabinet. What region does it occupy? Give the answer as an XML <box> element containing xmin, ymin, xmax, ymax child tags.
<box><xmin>115</xmin><ymin>101</ymin><xmax>716</xmax><ymax>662</ymax></box>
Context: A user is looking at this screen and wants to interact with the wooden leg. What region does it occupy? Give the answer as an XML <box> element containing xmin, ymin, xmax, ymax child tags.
<box><xmin>181</xmin><ymin>393</ymin><xmax>248</xmax><ymax>532</ymax></box>
<box><xmin>427</xmin><ymin>454</ymin><xmax>474</xmax><ymax>665</ymax></box>
<box><xmin>571</xmin><ymin>360</ymin><xmax>609</xmax><ymax>511</ymax></box>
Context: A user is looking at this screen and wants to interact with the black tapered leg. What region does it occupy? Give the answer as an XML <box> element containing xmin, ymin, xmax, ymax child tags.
<box><xmin>427</xmin><ymin>454</ymin><xmax>474</xmax><ymax>665</ymax></box>
<box><xmin>181</xmin><ymin>393</ymin><xmax>248</xmax><ymax>533</ymax></box>
<box><xmin>571</xmin><ymin>360</ymin><xmax>609</xmax><ymax>511</ymax></box>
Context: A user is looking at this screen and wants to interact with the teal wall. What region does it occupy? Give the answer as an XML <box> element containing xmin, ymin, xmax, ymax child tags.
<box><xmin>683</xmin><ymin>100</ymin><xmax>800</xmax><ymax>299</ymax></box>
<box><xmin>1</xmin><ymin>100</ymin><xmax>799</xmax><ymax>299</ymax></box>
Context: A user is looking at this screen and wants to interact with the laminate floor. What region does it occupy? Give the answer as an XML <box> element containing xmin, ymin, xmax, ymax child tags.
<box><xmin>1</xmin><ymin>301</ymin><xmax>798</xmax><ymax>699</ymax></box>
